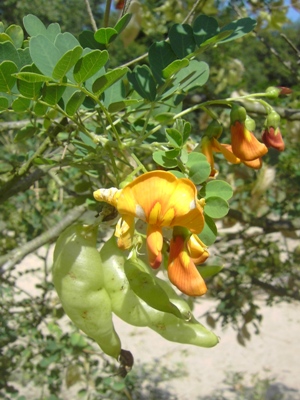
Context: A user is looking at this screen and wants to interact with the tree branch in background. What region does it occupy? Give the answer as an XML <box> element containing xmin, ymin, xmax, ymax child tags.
<box><xmin>0</xmin><ymin>204</ymin><xmax>88</xmax><ymax>273</ymax></box>
<box><xmin>226</xmin><ymin>208</ymin><xmax>299</xmax><ymax>234</ymax></box>
<box><xmin>0</xmin><ymin>167</ymin><xmax>49</xmax><ymax>204</ymax></box>
<box><xmin>84</xmin><ymin>0</ymin><xmax>98</xmax><ymax>31</ymax></box>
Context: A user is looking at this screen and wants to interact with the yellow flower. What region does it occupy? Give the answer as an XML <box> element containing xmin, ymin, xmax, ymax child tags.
<box><xmin>167</xmin><ymin>231</ymin><xmax>208</xmax><ymax>296</ymax></box>
<box><xmin>186</xmin><ymin>234</ymin><xmax>209</xmax><ymax>265</ymax></box>
<box><xmin>93</xmin><ymin>171</ymin><xmax>205</xmax><ymax>269</ymax></box>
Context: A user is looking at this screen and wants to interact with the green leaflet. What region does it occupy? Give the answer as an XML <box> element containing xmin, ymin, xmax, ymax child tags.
<box><xmin>94</xmin><ymin>28</ymin><xmax>118</xmax><ymax>45</ymax></box>
<box><xmin>73</xmin><ymin>49</ymin><xmax>109</xmax><ymax>83</ymax></box>
<box><xmin>0</xmin><ymin>61</ymin><xmax>18</xmax><ymax>92</ymax></box>
<box><xmin>52</xmin><ymin>46</ymin><xmax>83</xmax><ymax>80</ymax></box>
<box><xmin>169</xmin><ymin>23</ymin><xmax>196</xmax><ymax>58</ymax></box>
<box><xmin>127</xmin><ymin>65</ymin><xmax>156</xmax><ymax>101</ymax></box>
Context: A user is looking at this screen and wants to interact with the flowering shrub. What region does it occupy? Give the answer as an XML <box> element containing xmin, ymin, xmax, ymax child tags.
<box><xmin>1</xmin><ymin>3</ymin><xmax>298</xmax><ymax>397</ymax></box>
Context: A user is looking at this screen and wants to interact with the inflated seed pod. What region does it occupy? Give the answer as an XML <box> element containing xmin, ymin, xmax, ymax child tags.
<box><xmin>52</xmin><ymin>224</ymin><xmax>121</xmax><ymax>359</ymax></box>
<box><xmin>99</xmin><ymin>235</ymin><xmax>219</xmax><ymax>348</ymax></box>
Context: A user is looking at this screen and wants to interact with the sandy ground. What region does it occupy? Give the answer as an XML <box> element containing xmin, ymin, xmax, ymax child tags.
<box><xmin>11</xmin><ymin>247</ymin><xmax>300</xmax><ymax>400</ymax></box>
<box><xmin>113</xmin><ymin>299</ymin><xmax>300</xmax><ymax>399</ymax></box>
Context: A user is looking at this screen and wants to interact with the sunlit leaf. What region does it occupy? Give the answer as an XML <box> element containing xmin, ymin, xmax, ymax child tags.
<box><xmin>92</xmin><ymin>67</ymin><xmax>128</xmax><ymax>95</ymax></box>
<box><xmin>198</xmin><ymin>215</ymin><xmax>217</xmax><ymax>245</ymax></box>
<box><xmin>29</xmin><ymin>35</ymin><xmax>61</xmax><ymax>76</ymax></box>
<box><xmin>114</xmin><ymin>13</ymin><xmax>132</xmax><ymax>34</ymax></box>
<box><xmin>165</xmin><ymin>128</ymin><xmax>182</xmax><ymax>148</ymax></box>
<box><xmin>23</xmin><ymin>14</ymin><xmax>47</xmax><ymax>37</ymax></box>
<box><xmin>202</xmin><ymin>180</ymin><xmax>234</xmax><ymax>201</ymax></box>
<box><xmin>52</xmin><ymin>46</ymin><xmax>83</xmax><ymax>80</ymax></box>
<box><xmin>54</xmin><ymin>32</ymin><xmax>80</xmax><ymax>54</ymax></box>
<box><xmin>73</xmin><ymin>49</ymin><xmax>109</xmax><ymax>83</ymax></box>
<box><xmin>204</xmin><ymin>196</ymin><xmax>229</xmax><ymax>219</ymax></box>
<box><xmin>198</xmin><ymin>264</ymin><xmax>224</xmax><ymax>279</ymax></box>
<box><xmin>94</xmin><ymin>27</ymin><xmax>118</xmax><ymax>45</ymax></box>
<box><xmin>219</xmin><ymin>18</ymin><xmax>257</xmax><ymax>43</ymax></box>
<box><xmin>0</xmin><ymin>40</ymin><xmax>21</xmax><ymax>67</ymax></box>
<box><xmin>162</xmin><ymin>58</ymin><xmax>189</xmax><ymax>79</ymax></box>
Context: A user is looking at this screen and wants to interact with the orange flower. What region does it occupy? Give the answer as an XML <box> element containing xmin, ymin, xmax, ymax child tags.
<box><xmin>230</xmin><ymin>121</ymin><xmax>268</xmax><ymax>161</ymax></box>
<box><xmin>94</xmin><ymin>171</ymin><xmax>205</xmax><ymax>269</ymax></box>
<box><xmin>168</xmin><ymin>229</ymin><xmax>208</xmax><ymax>296</ymax></box>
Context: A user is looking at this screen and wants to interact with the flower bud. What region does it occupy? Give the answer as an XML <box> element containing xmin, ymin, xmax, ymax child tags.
<box><xmin>265</xmin><ymin>110</ymin><xmax>280</xmax><ymax>129</ymax></box>
<box><xmin>262</xmin><ymin>111</ymin><xmax>284</xmax><ymax>151</ymax></box>
<box><xmin>245</xmin><ymin>115</ymin><xmax>256</xmax><ymax>131</ymax></box>
<box><xmin>265</xmin><ymin>86</ymin><xmax>292</xmax><ymax>98</ymax></box>
<box><xmin>204</xmin><ymin>120</ymin><xmax>223</xmax><ymax>139</ymax></box>
<box><xmin>230</xmin><ymin>105</ymin><xmax>247</xmax><ymax>124</ymax></box>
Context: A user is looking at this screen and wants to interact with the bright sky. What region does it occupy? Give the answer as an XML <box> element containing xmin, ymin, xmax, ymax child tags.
<box><xmin>285</xmin><ymin>0</ymin><xmax>300</xmax><ymax>22</ymax></box>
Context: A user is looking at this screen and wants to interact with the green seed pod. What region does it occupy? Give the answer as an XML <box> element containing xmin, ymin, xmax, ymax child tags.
<box><xmin>99</xmin><ymin>235</ymin><xmax>157</xmax><ymax>327</ymax></box>
<box><xmin>149</xmin><ymin>312</ymin><xmax>219</xmax><ymax>348</ymax></box>
<box><xmin>100</xmin><ymin>235</ymin><xmax>219</xmax><ymax>348</ymax></box>
<box><xmin>155</xmin><ymin>276</ymin><xmax>193</xmax><ymax>321</ymax></box>
<box><xmin>53</xmin><ymin>224</ymin><xmax>121</xmax><ymax>359</ymax></box>
<box><xmin>124</xmin><ymin>255</ymin><xmax>182</xmax><ymax>318</ymax></box>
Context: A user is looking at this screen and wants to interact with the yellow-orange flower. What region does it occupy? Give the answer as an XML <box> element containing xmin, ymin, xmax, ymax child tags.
<box><xmin>201</xmin><ymin>136</ymin><xmax>240</xmax><ymax>177</ymax></box>
<box><xmin>93</xmin><ymin>170</ymin><xmax>205</xmax><ymax>269</ymax></box>
<box><xmin>168</xmin><ymin>233</ymin><xmax>208</xmax><ymax>296</ymax></box>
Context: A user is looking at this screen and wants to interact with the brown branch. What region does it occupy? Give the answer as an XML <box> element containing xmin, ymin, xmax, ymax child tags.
<box><xmin>227</xmin><ymin>209</ymin><xmax>299</xmax><ymax>233</ymax></box>
<box><xmin>241</xmin><ymin>101</ymin><xmax>300</xmax><ymax>121</ymax></box>
<box><xmin>250</xmin><ymin>275</ymin><xmax>300</xmax><ymax>301</ymax></box>
<box><xmin>0</xmin><ymin>204</ymin><xmax>88</xmax><ymax>273</ymax></box>
<box><xmin>0</xmin><ymin>167</ymin><xmax>48</xmax><ymax>204</ymax></box>
<box><xmin>0</xmin><ymin>119</ymin><xmax>44</xmax><ymax>132</ymax></box>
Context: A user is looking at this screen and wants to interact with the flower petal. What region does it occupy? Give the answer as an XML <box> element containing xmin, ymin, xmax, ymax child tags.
<box><xmin>231</xmin><ymin>121</ymin><xmax>268</xmax><ymax>161</ymax></box>
<box><xmin>262</xmin><ymin>127</ymin><xmax>285</xmax><ymax>151</ymax></box>
<box><xmin>186</xmin><ymin>234</ymin><xmax>209</xmax><ymax>264</ymax></box>
<box><xmin>117</xmin><ymin>170</ymin><xmax>204</xmax><ymax>232</ymax></box>
<box><xmin>243</xmin><ymin>157</ymin><xmax>263</xmax><ymax>169</ymax></box>
<box><xmin>146</xmin><ymin>225</ymin><xmax>163</xmax><ymax>269</ymax></box>
<box><xmin>201</xmin><ymin>136</ymin><xmax>217</xmax><ymax>177</ymax></box>
<box><xmin>212</xmin><ymin>139</ymin><xmax>241</xmax><ymax>164</ymax></box>
<box><xmin>115</xmin><ymin>215</ymin><xmax>135</xmax><ymax>249</ymax></box>
<box><xmin>93</xmin><ymin>187</ymin><xmax>120</xmax><ymax>207</ymax></box>
<box><xmin>167</xmin><ymin>236</ymin><xmax>207</xmax><ymax>296</ymax></box>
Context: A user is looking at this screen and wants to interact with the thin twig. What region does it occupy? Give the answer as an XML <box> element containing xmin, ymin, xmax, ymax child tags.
<box><xmin>84</xmin><ymin>0</ymin><xmax>98</xmax><ymax>31</ymax></box>
<box><xmin>280</xmin><ymin>33</ymin><xmax>300</xmax><ymax>58</ymax></box>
